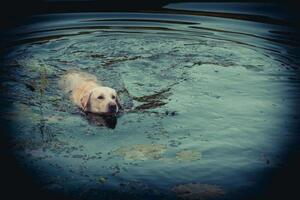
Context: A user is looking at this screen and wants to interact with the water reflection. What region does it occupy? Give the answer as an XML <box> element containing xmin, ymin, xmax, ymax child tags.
<box><xmin>85</xmin><ymin>112</ymin><xmax>118</xmax><ymax>129</ymax></box>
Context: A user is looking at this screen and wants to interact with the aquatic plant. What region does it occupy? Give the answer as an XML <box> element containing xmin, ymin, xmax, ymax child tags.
<box><xmin>39</xmin><ymin>65</ymin><xmax>49</xmax><ymax>96</ymax></box>
<box><xmin>132</xmin><ymin>87</ymin><xmax>172</xmax><ymax>111</ymax></box>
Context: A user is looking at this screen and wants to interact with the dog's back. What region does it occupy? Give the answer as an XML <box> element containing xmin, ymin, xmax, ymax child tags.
<box><xmin>59</xmin><ymin>70</ymin><xmax>99</xmax><ymax>93</ymax></box>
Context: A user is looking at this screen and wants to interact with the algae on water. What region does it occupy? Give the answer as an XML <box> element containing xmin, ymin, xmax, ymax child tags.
<box><xmin>175</xmin><ymin>150</ymin><xmax>202</xmax><ymax>161</ymax></box>
<box><xmin>112</xmin><ymin>144</ymin><xmax>167</xmax><ymax>161</ymax></box>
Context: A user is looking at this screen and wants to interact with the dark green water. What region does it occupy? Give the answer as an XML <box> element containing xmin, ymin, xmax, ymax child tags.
<box><xmin>1</xmin><ymin>2</ymin><xmax>300</xmax><ymax>200</ymax></box>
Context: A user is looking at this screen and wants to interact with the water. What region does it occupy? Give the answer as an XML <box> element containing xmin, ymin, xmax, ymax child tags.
<box><xmin>1</xmin><ymin>2</ymin><xmax>300</xmax><ymax>200</ymax></box>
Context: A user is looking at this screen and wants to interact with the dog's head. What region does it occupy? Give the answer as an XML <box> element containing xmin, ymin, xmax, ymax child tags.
<box><xmin>80</xmin><ymin>86</ymin><xmax>121</xmax><ymax>115</ymax></box>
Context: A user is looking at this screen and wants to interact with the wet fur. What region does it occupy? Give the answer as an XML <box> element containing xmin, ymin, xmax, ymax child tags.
<box><xmin>59</xmin><ymin>70</ymin><xmax>121</xmax><ymax>115</ymax></box>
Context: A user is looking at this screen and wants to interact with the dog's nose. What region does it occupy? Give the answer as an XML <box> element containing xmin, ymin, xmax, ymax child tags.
<box><xmin>109</xmin><ymin>103</ymin><xmax>117</xmax><ymax>113</ymax></box>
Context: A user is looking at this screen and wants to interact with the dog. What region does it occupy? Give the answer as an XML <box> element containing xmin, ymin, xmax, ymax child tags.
<box><xmin>59</xmin><ymin>70</ymin><xmax>121</xmax><ymax>115</ymax></box>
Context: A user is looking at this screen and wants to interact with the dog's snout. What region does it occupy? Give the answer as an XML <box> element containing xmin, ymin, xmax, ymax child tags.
<box><xmin>109</xmin><ymin>103</ymin><xmax>117</xmax><ymax>113</ymax></box>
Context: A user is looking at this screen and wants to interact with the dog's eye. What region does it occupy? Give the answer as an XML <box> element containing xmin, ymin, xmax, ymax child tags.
<box><xmin>97</xmin><ymin>95</ymin><xmax>104</xmax><ymax>100</ymax></box>
<box><xmin>112</xmin><ymin>95</ymin><xmax>116</xmax><ymax>99</ymax></box>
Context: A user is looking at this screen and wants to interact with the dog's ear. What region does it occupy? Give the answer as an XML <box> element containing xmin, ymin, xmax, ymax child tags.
<box><xmin>116</xmin><ymin>95</ymin><xmax>122</xmax><ymax>110</ymax></box>
<box><xmin>80</xmin><ymin>91</ymin><xmax>93</xmax><ymax>112</ymax></box>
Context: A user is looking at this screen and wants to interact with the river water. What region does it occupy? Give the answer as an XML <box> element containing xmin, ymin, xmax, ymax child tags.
<box><xmin>0</xmin><ymin>2</ymin><xmax>300</xmax><ymax>200</ymax></box>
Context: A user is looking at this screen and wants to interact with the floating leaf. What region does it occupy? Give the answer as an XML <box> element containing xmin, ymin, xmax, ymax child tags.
<box><xmin>98</xmin><ymin>177</ymin><xmax>108</xmax><ymax>184</ymax></box>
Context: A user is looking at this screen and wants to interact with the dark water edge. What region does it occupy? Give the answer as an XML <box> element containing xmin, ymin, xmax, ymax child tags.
<box><xmin>1</xmin><ymin>1</ymin><xmax>300</xmax><ymax>200</ymax></box>
<box><xmin>1</xmin><ymin>0</ymin><xmax>300</xmax><ymax>28</ymax></box>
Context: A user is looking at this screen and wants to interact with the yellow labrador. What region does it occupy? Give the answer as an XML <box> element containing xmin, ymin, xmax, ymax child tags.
<box><xmin>59</xmin><ymin>70</ymin><xmax>121</xmax><ymax>115</ymax></box>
